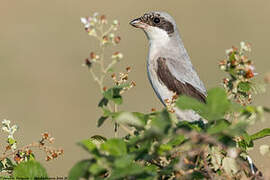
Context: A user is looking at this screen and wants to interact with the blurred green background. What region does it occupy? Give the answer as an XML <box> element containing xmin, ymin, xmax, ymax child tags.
<box><xmin>0</xmin><ymin>0</ymin><xmax>269</xmax><ymax>176</ymax></box>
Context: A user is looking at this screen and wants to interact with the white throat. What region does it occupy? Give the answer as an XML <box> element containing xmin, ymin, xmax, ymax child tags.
<box><xmin>145</xmin><ymin>26</ymin><xmax>171</xmax><ymax>46</ymax></box>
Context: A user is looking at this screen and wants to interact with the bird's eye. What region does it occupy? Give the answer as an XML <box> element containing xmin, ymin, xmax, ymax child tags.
<box><xmin>153</xmin><ymin>17</ymin><xmax>160</xmax><ymax>24</ymax></box>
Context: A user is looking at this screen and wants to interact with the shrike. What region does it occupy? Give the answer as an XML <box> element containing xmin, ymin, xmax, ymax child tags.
<box><xmin>130</xmin><ymin>11</ymin><xmax>207</xmax><ymax>122</ymax></box>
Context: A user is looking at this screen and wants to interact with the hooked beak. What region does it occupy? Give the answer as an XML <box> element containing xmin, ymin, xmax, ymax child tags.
<box><xmin>129</xmin><ymin>18</ymin><xmax>147</xmax><ymax>29</ymax></box>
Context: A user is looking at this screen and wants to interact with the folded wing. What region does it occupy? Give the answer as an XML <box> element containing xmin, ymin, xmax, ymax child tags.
<box><xmin>157</xmin><ymin>57</ymin><xmax>206</xmax><ymax>103</ymax></box>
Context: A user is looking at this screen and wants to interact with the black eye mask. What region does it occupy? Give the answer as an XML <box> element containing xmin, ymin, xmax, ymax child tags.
<box><xmin>140</xmin><ymin>13</ymin><xmax>174</xmax><ymax>35</ymax></box>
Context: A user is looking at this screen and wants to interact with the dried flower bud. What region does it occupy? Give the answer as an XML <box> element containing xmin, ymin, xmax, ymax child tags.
<box><xmin>245</xmin><ymin>69</ymin><xmax>254</xmax><ymax>79</ymax></box>
<box><xmin>151</xmin><ymin>108</ymin><xmax>156</xmax><ymax>112</ymax></box>
<box><xmin>100</xmin><ymin>15</ymin><xmax>107</xmax><ymax>24</ymax></box>
<box><xmin>85</xmin><ymin>58</ymin><xmax>92</xmax><ymax>68</ymax></box>
<box><xmin>114</xmin><ymin>36</ymin><xmax>121</xmax><ymax>44</ymax></box>
<box><xmin>131</xmin><ymin>81</ymin><xmax>136</xmax><ymax>87</ymax></box>
<box><xmin>88</xmin><ymin>28</ymin><xmax>97</xmax><ymax>36</ymax></box>
<box><xmin>42</xmin><ymin>132</ymin><xmax>49</xmax><ymax>139</ymax></box>
<box><xmin>112</xmin><ymin>52</ymin><xmax>123</xmax><ymax>60</ymax></box>
<box><xmin>102</xmin><ymin>36</ymin><xmax>109</xmax><ymax>45</ymax></box>
<box><xmin>46</xmin><ymin>155</ymin><xmax>52</xmax><ymax>161</ymax></box>
<box><xmin>126</xmin><ymin>66</ymin><xmax>131</xmax><ymax>72</ymax></box>
<box><xmin>49</xmin><ymin>137</ymin><xmax>55</xmax><ymax>143</ymax></box>
<box><xmin>52</xmin><ymin>152</ymin><xmax>58</xmax><ymax>158</ymax></box>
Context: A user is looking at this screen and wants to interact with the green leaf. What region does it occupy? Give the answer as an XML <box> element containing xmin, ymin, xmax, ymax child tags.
<box><xmin>205</xmin><ymin>88</ymin><xmax>231</xmax><ymax>121</ymax></box>
<box><xmin>114</xmin><ymin>154</ymin><xmax>135</xmax><ymax>168</ymax></box>
<box><xmin>207</xmin><ymin>119</ymin><xmax>230</xmax><ymax>135</ymax></box>
<box><xmin>177</xmin><ymin>121</ymin><xmax>203</xmax><ymax>132</ymax></box>
<box><xmin>150</xmin><ymin>110</ymin><xmax>171</xmax><ymax>134</ymax></box>
<box><xmin>98</xmin><ymin>97</ymin><xmax>109</xmax><ymax>107</ymax></box>
<box><xmin>176</xmin><ymin>96</ymin><xmax>206</xmax><ymax>119</ymax></box>
<box><xmin>101</xmin><ymin>139</ymin><xmax>127</xmax><ymax>156</ymax></box>
<box><xmin>176</xmin><ymin>88</ymin><xmax>231</xmax><ymax>121</ymax></box>
<box><xmin>88</xmin><ymin>163</ymin><xmax>106</xmax><ymax>176</ymax></box>
<box><xmin>68</xmin><ymin>160</ymin><xmax>92</xmax><ymax>180</ymax></box>
<box><xmin>78</xmin><ymin>139</ymin><xmax>97</xmax><ymax>153</ymax></box>
<box><xmin>167</xmin><ymin>135</ymin><xmax>185</xmax><ymax>147</ymax></box>
<box><xmin>97</xmin><ymin>116</ymin><xmax>108</xmax><ymax>127</ymax></box>
<box><xmin>238</xmin><ymin>82</ymin><xmax>251</xmax><ymax>92</ymax></box>
<box><xmin>13</xmin><ymin>161</ymin><xmax>48</xmax><ymax>179</ymax></box>
<box><xmin>115</xmin><ymin>112</ymin><xmax>146</xmax><ymax>128</ymax></box>
<box><xmin>103</xmin><ymin>87</ymin><xmax>122</xmax><ymax>105</ymax></box>
<box><xmin>108</xmin><ymin>163</ymin><xmax>145</xmax><ymax>180</ymax></box>
<box><xmin>250</xmin><ymin>128</ymin><xmax>270</xmax><ymax>141</ymax></box>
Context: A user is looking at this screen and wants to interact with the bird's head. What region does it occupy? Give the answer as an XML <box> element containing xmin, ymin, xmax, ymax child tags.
<box><xmin>130</xmin><ymin>11</ymin><xmax>177</xmax><ymax>42</ymax></box>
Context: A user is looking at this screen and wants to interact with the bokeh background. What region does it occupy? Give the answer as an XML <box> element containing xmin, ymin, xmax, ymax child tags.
<box><xmin>0</xmin><ymin>0</ymin><xmax>269</xmax><ymax>176</ymax></box>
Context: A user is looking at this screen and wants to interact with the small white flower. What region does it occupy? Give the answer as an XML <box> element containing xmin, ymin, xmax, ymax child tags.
<box><xmin>2</xmin><ymin>119</ymin><xmax>10</xmax><ymax>126</ymax></box>
<box><xmin>109</xmin><ymin>33</ymin><xmax>115</xmax><ymax>39</ymax></box>
<box><xmin>88</xmin><ymin>29</ymin><xmax>97</xmax><ymax>36</ymax></box>
<box><xmin>80</xmin><ymin>17</ymin><xmax>88</xmax><ymax>24</ymax></box>
<box><xmin>10</xmin><ymin>125</ymin><xmax>18</xmax><ymax>134</ymax></box>
<box><xmin>240</xmin><ymin>41</ymin><xmax>251</xmax><ymax>52</ymax></box>
<box><xmin>2</xmin><ymin>126</ymin><xmax>9</xmax><ymax>132</ymax></box>
<box><xmin>11</xmin><ymin>144</ymin><xmax>17</xmax><ymax>151</ymax></box>
<box><xmin>113</xmin><ymin>20</ymin><xmax>119</xmax><ymax>25</ymax></box>
<box><xmin>80</xmin><ymin>17</ymin><xmax>91</xmax><ymax>28</ymax></box>
<box><xmin>225</xmin><ymin>48</ymin><xmax>233</xmax><ymax>55</ymax></box>
<box><xmin>8</xmin><ymin>134</ymin><xmax>14</xmax><ymax>139</ymax></box>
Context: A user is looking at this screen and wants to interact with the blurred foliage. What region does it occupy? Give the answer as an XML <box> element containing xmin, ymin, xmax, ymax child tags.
<box><xmin>0</xmin><ymin>121</ymin><xmax>63</xmax><ymax>178</ymax></box>
<box><xmin>69</xmin><ymin>13</ymin><xmax>270</xmax><ymax>180</ymax></box>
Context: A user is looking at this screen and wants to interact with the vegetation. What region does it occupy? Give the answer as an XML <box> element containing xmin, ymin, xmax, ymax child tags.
<box><xmin>68</xmin><ymin>13</ymin><xmax>270</xmax><ymax>179</ymax></box>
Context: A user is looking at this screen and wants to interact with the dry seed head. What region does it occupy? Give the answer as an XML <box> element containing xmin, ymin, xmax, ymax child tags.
<box><xmin>100</xmin><ymin>15</ymin><xmax>107</xmax><ymax>24</ymax></box>
<box><xmin>114</xmin><ymin>36</ymin><xmax>121</xmax><ymax>44</ymax></box>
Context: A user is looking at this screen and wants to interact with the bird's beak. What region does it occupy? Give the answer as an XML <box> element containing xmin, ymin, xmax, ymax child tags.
<box><xmin>129</xmin><ymin>18</ymin><xmax>147</xmax><ymax>29</ymax></box>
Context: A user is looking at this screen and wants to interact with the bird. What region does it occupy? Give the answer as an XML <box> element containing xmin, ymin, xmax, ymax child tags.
<box><xmin>130</xmin><ymin>11</ymin><xmax>207</xmax><ymax>122</ymax></box>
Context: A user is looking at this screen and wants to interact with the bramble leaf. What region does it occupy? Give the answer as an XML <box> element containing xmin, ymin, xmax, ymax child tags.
<box><xmin>13</xmin><ymin>161</ymin><xmax>48</xmax><ymax>178</ymax></box>
<box><xmin>101</xmin><ymin>139</ymin><xmax>127</xmax><ymax>156</ymax></box>
<box><xmin>68</xmin><ymin>160</ymin><xmax>92</xmax><ymax>180</ymax></box>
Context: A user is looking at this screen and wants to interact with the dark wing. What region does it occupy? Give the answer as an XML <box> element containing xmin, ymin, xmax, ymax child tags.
<box><xmin>157</xmin><ymin>57</ymin><xmax>206</xmax><ymax>103</ymax></box>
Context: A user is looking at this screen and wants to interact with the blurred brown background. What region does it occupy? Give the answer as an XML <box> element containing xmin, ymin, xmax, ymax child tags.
<box><xmin>0</xmin><ymin>0</ymin><xmax>269</xmax><ymax>176</ymax></box>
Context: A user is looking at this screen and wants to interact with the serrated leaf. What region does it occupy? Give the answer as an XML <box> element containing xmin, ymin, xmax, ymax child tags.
<box><xmin>167</xmin><ymin>135</ymin><xmax>185</xmax><ymax>147</ymax></box>
<box><xmin>150</xmin><ymin>110</ymin><xmax>171</xmax><ymax>134</ymax></box>
<box><xmin>68</xmin><ymin>160</ymin><xmax>91</xmax><ymax>180</ymax></box>
<box><xmin>97</xmin><ymin>116</ymin><xmax>108</xmax><ymax>127</ymax></box>
<box><xmin>207</xmin><ymin>119</ymin><xmax>230</xmax><ymax>135</ymax></box>
<box><xmin>176</xmin><ymin>96</ymin><xmax>206</xmax><ymax>119</ymax></box>
<box><xmin>114</xmin><ymin>154</ymin><xmax>135</xmax><ymax>168</ymax></box>
<box><xmin>102</xmin><ymin>85</ymin><xmax>129</xmax><ymax>105</ymax></box>
<box><xmin>177</xmin><ymin>121</ymin><xmax>203</xmax><ymax>132</ymax></box>
<box><xmin>115</xmin><ymin>112</ymin><xmax>145</xmax><ymax>128</ymax></box>
<box><xmin>13</xmin><ymin>161</ymin><xmax>48</xmax><ymax>178</ymax></box>
<box><xmin>107</xmin><ymin>163</ymin><xmax>144</xmax><ymax>180</ymax></box>
<box><xmin>250</xmin><ymin>128</ymin><xmax>270</xmax><ymax>141</ymax></box>
<box><xmin>100</xmin><ymin>139</ymin><xmax>127</xmax><ymax>156</ymax></box>
<box><xmin>205</xmin><ymin>88</ymin><xmax>231</xmax><ymax>121</ymax></box>
<box><xmin>98</xmin><ymin>97</ymin><xmax>109</xmax><ymax>107</ymax></box>
<box><xmin>78</xmin><ymin>139</ymin><xmax>96</xmax><ymax>153</ymax></box>
<box><xmin>238</xmin><ymin>82</ymin><xmax>251</xmax><ymax>92</ymax></box>
<box><xmin>88</xmin><ymin>163</ymin><xmax>106</xmax><ymax>175</ymax></box>
<box><xmin>176</xmin><ymin>88</ymin><xmax>231</xmax><ymax>121</ymax></box>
